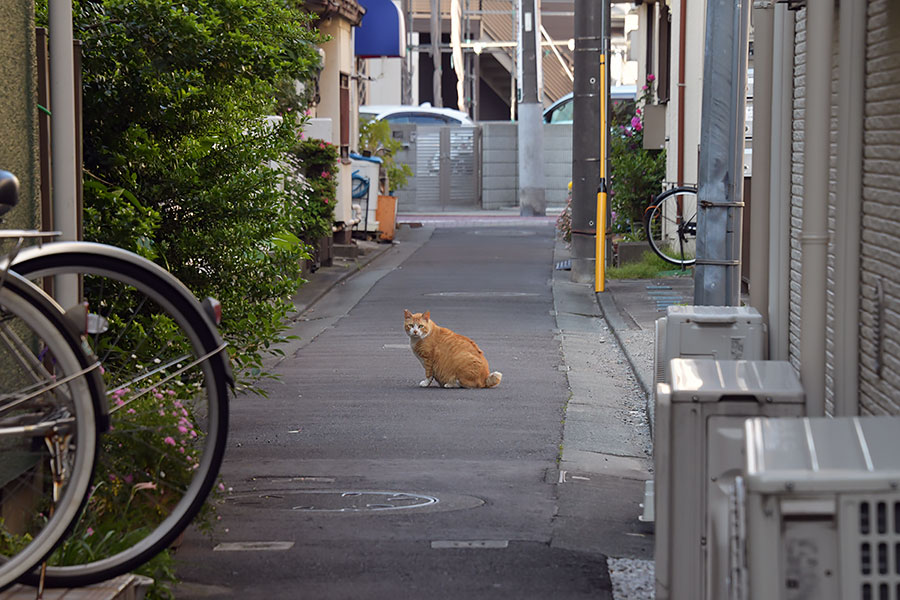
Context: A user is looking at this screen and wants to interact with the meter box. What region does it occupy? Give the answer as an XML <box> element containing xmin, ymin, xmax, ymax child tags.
<box><xmin>735</xmin><ymin>417</ymin><xmax>900</xmax><ymax>600</ymax></box>
<box><xmin>654</xmin><ymin>358</ymin><xmax>805</xmax><ymax>600</ymax></box>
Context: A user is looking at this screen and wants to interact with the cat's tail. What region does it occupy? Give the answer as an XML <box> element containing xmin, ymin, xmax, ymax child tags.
<box><xmin>485</xmin><ymin>371</ymin><xmax>503</xmax><ymax>388</ymax></box>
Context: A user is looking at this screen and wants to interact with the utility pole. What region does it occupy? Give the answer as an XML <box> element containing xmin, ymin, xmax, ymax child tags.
<box><xmin>516</xmin><ymin>0</ymin><xmax>545</xmax><ymax>216</ymax></box>
<box><xmin>694</xmin><ymin>0</ymin><xmax>751</xmax><ymax>305</ymax></box>
<box><xmin>430</xmin><ymin>0</ymin><xmax>442</xmax><ymax>106</ymax></box>
<box><xmin>569</xmin><ymin>0</ymin><xmax>603</xmax><ymax>282</ymax></box>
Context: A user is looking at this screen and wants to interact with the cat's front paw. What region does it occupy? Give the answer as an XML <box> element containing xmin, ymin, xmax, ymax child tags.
<box><xmin>419</xmin><ymin>379</ymin><xmax>432</xmax><ymax>388</ymax></box>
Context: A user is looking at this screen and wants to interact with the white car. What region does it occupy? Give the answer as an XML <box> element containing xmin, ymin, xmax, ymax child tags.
<box><xmin>360</xmin><ymin>103</ymin><xmax>474</xmax><ymax>126</ymax></box>
<box><xmin>543</xmin><ymin>86</ymin><xmax>637</xmax><ymax>124</ymax></box>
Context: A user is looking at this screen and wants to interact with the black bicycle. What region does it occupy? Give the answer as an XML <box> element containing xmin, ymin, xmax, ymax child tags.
<box><xmin>644</xmin><ymin>186</ymin><xmax>698</xmax><ymax>267</ymax></box>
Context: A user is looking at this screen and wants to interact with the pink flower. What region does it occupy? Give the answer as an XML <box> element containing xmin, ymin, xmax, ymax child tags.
<box><xmin>321</xmin><ymin>171</ymin><xmax>330</xmax><ymax>179</ymax></box>
<box><xmin>642</xmin><ymin>85</ymin><xmax>649</xmax><ymax>91</ymax></box>
<box><xmin>647</xmin><ymin>73</ymin><xmax>656</xmax><ymax>82</ymax></box>
<box><xmin>163</xmin><ymin>436</ymin><xmax>176</xmax><ymax>446</ymax></box>
<box><xmin>319</xmin><ymin>142</ymin><xmax>326</xmax><ymax>149</ymax></box>
<box><xmin>86</xmin><ymin>527</ymin><xmax>94</xmax><ymax>537</ymax></box>
<box><xmin>178</xmin><ymin>425</ymin><xmax>188</xmax><ymax>434</ymax></box>
<box><xmin>218</xmin><ymin>482</ymin><xmax>226</xmax><ymax>492</ymax></box>
<box><xmin>124</xmin><ymin>474</ymin><xmax>133</xmax><ymax>484</ymax></box>
<box><xmin>631</xmin><ymin>116</ymin><xmax>641</xmax><ymax>129</ymax></box>
<box><xmin>635</xmin><ymin>108</ymin><xmax>642</xmax><ymax>115</ymax></box>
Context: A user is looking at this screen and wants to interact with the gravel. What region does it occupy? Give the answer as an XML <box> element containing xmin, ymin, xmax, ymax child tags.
<box><xmin>608</xmin><ymin>557</ymin><xmax>655</xmax><ymax>600</ymax></box>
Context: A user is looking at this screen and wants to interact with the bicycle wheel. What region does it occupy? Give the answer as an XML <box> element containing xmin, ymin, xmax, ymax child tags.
<box><xmin>644</xmin><ymin>186</ymin><xmax>698</xmax><ymax>267</ymax></box>
<box><xmin>0</xmin><ymin>272</ymin><xmax>102</xmax><ymax>590</ymax></box>
<box><xmin>12</xmin><ymin>242</ymin><xmax>230</xmax><ymax>587</ymax></box>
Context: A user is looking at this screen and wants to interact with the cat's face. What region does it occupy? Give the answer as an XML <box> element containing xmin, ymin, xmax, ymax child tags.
<box><xmin>403</xmin><ymin>309</ymin><xmax>432</xmax><ymax>338</ymax></box>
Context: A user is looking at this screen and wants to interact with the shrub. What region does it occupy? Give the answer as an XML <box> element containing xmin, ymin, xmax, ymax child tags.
<box><xmin>609</xmin><ymin>75</ymin><xmax>667</xmax><ymax>239</ymax></box>
<box><xmin>42</xmin><ymin>0</ymin><xmax>328</xmax><ymax>389</ymax></box>
<box><xmin>358</xmin><ymin>118</ymin><xmax>413</xmax><ymax>192</ymax></box>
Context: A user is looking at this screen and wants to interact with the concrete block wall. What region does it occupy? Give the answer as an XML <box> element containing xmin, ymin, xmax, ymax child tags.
<box><xmin>480</xmin><ymin>121</ymin><xmax>572</xmax><ymax>210</ymax></box>
<box><xmin>480</xmin><ymin>122</ymin><xmax>518</xmax><ymax>210</ymax></box>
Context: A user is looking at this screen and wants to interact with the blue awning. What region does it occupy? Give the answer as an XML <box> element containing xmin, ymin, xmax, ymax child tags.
<box><xmin>354</xmin><ymin>0</ymin><xmax>405</xmax><ymax>58</ymax></box>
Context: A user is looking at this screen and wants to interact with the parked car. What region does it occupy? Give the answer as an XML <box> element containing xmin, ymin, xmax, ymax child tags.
<box><xmin>542</xmin><ymin>86</ymin><xmax>637</xmax><ymax>124</ymax></box>
<box><xmin>360</xmin><ymin>103</ymin><xmax>475</xmax><ymax>126</ymax></box>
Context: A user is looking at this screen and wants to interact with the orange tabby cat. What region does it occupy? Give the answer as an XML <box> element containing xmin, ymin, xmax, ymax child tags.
<box><xmin>403</xmin><ymin>309</ymin><xmax>502</xmax><ymax>388</ymax></box>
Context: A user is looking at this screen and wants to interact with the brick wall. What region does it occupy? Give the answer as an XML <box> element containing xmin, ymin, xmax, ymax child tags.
<box><xmin>859</xmin><ymin>0</ymin><xmax>900</xmax><ymax>414</ymax></box>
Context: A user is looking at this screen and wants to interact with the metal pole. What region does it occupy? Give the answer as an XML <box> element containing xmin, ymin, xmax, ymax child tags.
<box><xmin>693</xmin><ymin>0</ymin><xmax>751</xmax><ymax>306</ymax></box>
<box><xmin>49</xmin><ymin>0</ymin><xmax>80</xmax><ymax>308</ymax></box>
<box><xmin>800</xmin><ymin>0</ymin><xmax>834</xmax><ymax>416</ymax></box>
<box><xmin>767</xmin><ymin>5</ymin><xmax>794</xmax><ymax>361</ymax></box>
<box><xmin>516</xmin><ymin>0</ymin><xmax>545</xmax><ymax>216</ymax></box>
<box><xmin>833</xmin><ymin>0</ymin><xmax>866</xmax><ymax>416</ymax></box>
<box><xmin>569</xmin><ymin>0</ymin><xmax>602</xmax><ymax>283</ymax></box>
<box><xmin>748</xmin><ymin>0</ymin><xmax>773</xmax><ymax>324</ymax></box>
<box><xmin>431</xmin><ymin>0</ymin><xmax>442</xmax><ymax>106</ymax></box>
<box><xmin>595</xmin><ymin>0</ymin><xmax>609</xmax><ymax>292</ymax></box>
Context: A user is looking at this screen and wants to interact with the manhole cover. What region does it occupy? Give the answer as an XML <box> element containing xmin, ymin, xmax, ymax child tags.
<box><xmin>229</xmin><ymin>490</ymin><xmax>439</xmax><ymax>512</ymax></box>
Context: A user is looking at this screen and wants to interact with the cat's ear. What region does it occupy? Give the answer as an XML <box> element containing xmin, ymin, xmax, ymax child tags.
<box><xmin>403</xmin><ymin>309</ymin><xmax>412</xmax><ymax>318</ymax></box>
<box><xmin>423</xmin><ymin>311</ymin><xmax>430</xmax><ymax>320</ymax></box>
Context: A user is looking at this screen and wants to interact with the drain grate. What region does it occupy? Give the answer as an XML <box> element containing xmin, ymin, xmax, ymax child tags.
<box><xmin>555</xmin><ymin>259</ymin><xmax>572</xmax><ymax>271</ymax></box>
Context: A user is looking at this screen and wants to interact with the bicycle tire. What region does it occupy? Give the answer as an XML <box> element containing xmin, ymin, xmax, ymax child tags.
<box><xmin>12</xmin><ymin>243</ymin><xmax>230</xmax><ymax>587</ymax></box>
<box><xmin>0</xmin><ymin>273</ymin><xmax>101</xmax><ymax>590</ymax></box>
<box><xmin>644</xmin><ymin>186</ymin><xmax>698</xmax><ymax>267</ymax></box>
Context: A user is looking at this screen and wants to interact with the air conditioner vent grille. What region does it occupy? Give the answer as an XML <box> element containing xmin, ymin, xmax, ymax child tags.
<box><xmin>846</xmin><ymin>496</ymin><xmax>900</xmax><ymax>600</ymax></box>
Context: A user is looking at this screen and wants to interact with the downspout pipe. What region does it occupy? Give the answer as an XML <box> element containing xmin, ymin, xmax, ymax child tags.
<box><xmin>749</xmin><ymin>0</ymin><xmax>774</xmax><ymax>329</ymax></box>
<box><xmin>767</xmin><ymin>5</ymin><xmax>793</xmax><ymax>361</ymax></box>
<box><xmin>800</xmin><ymin>0</ymin><xmax>833</xmax><ymax>416</ymax></box>
<box><xmin>676</xmin><ymin>0</ymin><xmax>687</xmax><ymax>185</ymax></box>
<box><xmin>49</xmin><ymin>0</ymin><xmax>80</xmax><ymax>308</ymax></box>
<box><xmin>833</xmin><ymin>0</ymin><xmax>866</xmax><ymax>416</ymax></box>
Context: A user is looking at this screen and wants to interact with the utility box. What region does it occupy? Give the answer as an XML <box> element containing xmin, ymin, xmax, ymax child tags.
<box><xmin>654</xmin><ymin>358</ymin><xmax>805</xmax><ymax>600</ymax></box>
<box><xmin>734</xmin><ymin>416</ymin><xmax>900</xmax><ymax>600</ymax></box>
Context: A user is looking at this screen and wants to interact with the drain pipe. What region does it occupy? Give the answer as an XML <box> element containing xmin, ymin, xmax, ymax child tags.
<box><xmin>800</xmin><ymin>0</ymin><xmax>833</xmax><ymax>416</ymax></box>
<box><xmin>748</xmin><ymin>0</ymin><xmax>774</xmax><ymax>327</ymax></box>
<box><xmin>49</xmin><ymin>0</ymin><xmax>80</xmax><ymax>308</ymax></box>
<box><xmin>833</xmin><ymin>0</ymin><xmax>866</xmax><ymax>416</ymax></box>
<box><xmin>676</xmin><ymin>0</ymin><xmax>687</xmax><ymax>185</ymax></box>
<box><xmin>767</xmin><ymin>5</ymin><xmax>793</xmax><ymax>361</ymax></box>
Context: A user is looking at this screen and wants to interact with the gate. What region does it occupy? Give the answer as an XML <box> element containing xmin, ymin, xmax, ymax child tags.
<box><xmin>389</xmin><ymin>124</ymin><xmax>482</xmax><ymax>213</ymax></box>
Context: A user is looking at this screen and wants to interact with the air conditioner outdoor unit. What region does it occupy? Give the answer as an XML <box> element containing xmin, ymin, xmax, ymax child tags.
<box><xmin>642</xmin><ymin>306</ymin><xmax>768</xmax><ymax>524</ymax></box>
<box><xmin>733</xmin><ymin>416</ymin><xmax>900</xmax><ymax>600</ymax></box>
<box><xmin>653</xmin><ymin>305</ymin><xmax>767</xmax><ymax>391</ymax></box>
<box><xmin>654</xmin><ymin>358</ymin><xmax>805</xmax><ymax>600</ymax></box>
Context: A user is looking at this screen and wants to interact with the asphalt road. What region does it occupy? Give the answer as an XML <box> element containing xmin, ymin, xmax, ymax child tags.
<box><xmin>175</xmin><ymin>223</ymin><xmax>625</xmax><ymax>599</ymax></box>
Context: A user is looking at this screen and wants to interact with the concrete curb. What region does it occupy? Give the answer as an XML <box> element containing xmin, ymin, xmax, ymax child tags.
<box><xmin>594</xmin><ymin>291</ymin><xmax>655</xmax><ymax>438</ymax></box>
<box><xmin>290</xmin><ymin>239</ymin><xmax>395</xmax><ymax>319</ymax></box>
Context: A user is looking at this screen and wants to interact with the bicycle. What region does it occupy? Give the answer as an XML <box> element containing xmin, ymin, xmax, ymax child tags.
<box><xmin>0</xmin><ymin>170</ymin><xmax>233</xmax><ymax>588</ymax></box>
<box><xmin>0</xmin><ymin>174</ymin><xmax>107</xmax><ymax>590</ymax></box>
<box><xmin>643</xmin><ymin>186</ymin><xmax>698</xmax><ymax>267</ymax></box>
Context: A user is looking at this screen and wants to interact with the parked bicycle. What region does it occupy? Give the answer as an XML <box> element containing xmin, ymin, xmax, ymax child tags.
<box><xmin>0</xmin><ymin>170</ymin><xmax>232</xmax><ymax>590</ymax></box>
<box><xmin>644</xmin><ymin>186</ymin><xmax>698</xmax><ymax>267</ymax></box>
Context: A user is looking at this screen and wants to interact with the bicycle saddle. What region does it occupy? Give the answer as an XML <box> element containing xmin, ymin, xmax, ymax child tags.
<box><xmin>0</xmin><ymin>170</ymin><xmax>20</xmax><ymax>216</ymax></box>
